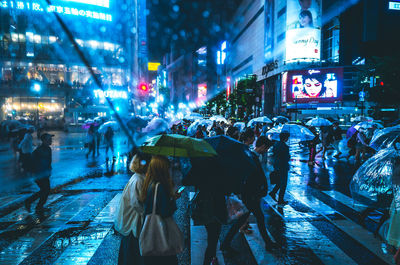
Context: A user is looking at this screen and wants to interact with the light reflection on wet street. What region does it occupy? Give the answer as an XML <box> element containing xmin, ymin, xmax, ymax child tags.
<box><xmin>0</xmin><ymin>137</ymin><xmax>396</xmax><ymax>265</ymax></box>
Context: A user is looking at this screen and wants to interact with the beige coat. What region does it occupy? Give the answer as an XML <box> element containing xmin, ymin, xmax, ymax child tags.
<box><xmin>114</xmin><ymin>173</ymin><xmax>145</xmax><ymax>238</ymax></box>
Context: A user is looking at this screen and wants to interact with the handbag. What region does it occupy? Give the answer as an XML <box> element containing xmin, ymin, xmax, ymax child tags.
<box><xmin>139</xmin><ymin>183</ymin><xmax>184</xmax><ymax>256</ymax></box>
<box><xmin>226</xmin><ymin>195</ymin><xmax>248</xmax><ymax>223</ymax></box>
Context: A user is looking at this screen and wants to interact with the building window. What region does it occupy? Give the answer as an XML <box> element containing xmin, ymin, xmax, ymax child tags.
<box><xmin>322</xmin><ymin>18</ymin><xmax>340</xmax><ymax>63</ymax></box>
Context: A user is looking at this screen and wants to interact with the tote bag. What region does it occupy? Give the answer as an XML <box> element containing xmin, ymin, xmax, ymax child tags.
<box><xmin>139</xmin><ymin>183</ymin><xmax>184</xmax><ymax>256</ymax></box>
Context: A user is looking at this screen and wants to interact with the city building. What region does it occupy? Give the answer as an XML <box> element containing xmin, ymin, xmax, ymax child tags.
<box><xmin>0</xmin><ymin>0</ymin><xmax>146</xmax><ymax>126</ymax></box>
<box><xmin>227</xmin><ymin>0</ymin><xmax>400</xmax><ymax>121</ymax></box>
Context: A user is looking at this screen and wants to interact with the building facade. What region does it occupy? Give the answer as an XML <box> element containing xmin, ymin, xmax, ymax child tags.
<box><xmin>0</xmin><ymin>0</ymin><xmax>145</xmax><ymax>125</ymax></box>
<box><xmin>227</xmin><ymin>0</ymin><xmax>400</xmax><ymax>121</ymax></box>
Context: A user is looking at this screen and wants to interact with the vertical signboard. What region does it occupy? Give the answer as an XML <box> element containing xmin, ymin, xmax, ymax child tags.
<box><xmin>264</xmin><ymin>0</ymin><xmax>274</xmax><ymax>63</ymax></box>
<box><xmin>286</xmin><ymin>0</ymin><xmax>321</xmax><ymax>62</ymax></box>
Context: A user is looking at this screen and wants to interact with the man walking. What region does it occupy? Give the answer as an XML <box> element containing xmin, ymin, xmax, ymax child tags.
<box><xmin>269</xmin><ymin>132</ymin><xmax>290</xmax><ymax>206</ymax></box>
<box><xmin>331</xmin><ymin>122</ymin><xmax>343</xmax><ymax>158</ymax></box>
<box><xmin>24</xmin><ymin>133</ymin><xmax>53</xmax><ymax>213</ymax></box>
<box><xmin>221</xmin><ymin>136</ymin><xmax>277</xmax><ymax>252</ymax></box>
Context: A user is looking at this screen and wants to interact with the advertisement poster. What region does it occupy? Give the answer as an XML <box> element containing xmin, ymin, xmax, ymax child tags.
<box><xmin>264</xmin><ymin>0</ymin><xmax>274</xmax><ymax>63</ymax></box>
<box><xmin>286</xmin><ymin>68</ymin><xmax>343</xmax><ymax>103</ymax></box>
<box><xmin>286</xmin><ymin>0</ymin><xmax>321</xmax><ymax>62</ymax></box>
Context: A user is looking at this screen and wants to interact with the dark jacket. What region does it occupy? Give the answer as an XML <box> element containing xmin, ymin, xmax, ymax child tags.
<box><xmin>272</xmin><ymin>141</ymin><xmax>290</xmax><ymax>172</ymax></box>
<box><xmin>144</xmin><ymin>183</ymin><xmax>177</xmax><ymax>218</ymax></box>
<box><xmin>31</xmin><ymin>144</ymin><xmax>52</xmax><ymax>174</ymax></box>
<box><xmin>331</xmin><ymin>126</ymin><xmax>342</xmax><ymax>141</ymax></box>
<box><xmin>242</xmin><ymin>151</ymin><xmax>268</xmax><ymax>200</ymax></box>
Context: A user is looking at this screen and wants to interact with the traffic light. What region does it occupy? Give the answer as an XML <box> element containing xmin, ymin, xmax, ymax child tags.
<box><xmin>139</xmin><ymin>83</ymin><xmax>148</xmax><ymax>92</ymax></box>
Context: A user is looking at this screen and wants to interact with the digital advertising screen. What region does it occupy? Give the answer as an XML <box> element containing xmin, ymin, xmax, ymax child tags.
<box><xmin>286</xmin><ymin>0</ymin><xmax>322</xmax><ymax>62</ymax></box>
<box><xmin>286</xmin><ymin>68</ymin><xmax>343</xmax><ymax>103</ymax></box>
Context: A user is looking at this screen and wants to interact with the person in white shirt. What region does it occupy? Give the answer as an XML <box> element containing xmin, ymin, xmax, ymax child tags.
<box><xmin>114</xmin><ymin>152</ymin><xmax>151</xmax><ymax>265</ymax></box>
<box><xmin>18</xmin><ymin>128</ymin><xmax>34</xmax><ymax>173</ymax></box>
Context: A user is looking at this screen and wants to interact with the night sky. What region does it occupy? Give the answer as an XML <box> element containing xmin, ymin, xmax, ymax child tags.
<box><xmin>147</xmin><ymin>0</ymin><xmax>240</xmax><ymax>61</ymax></box>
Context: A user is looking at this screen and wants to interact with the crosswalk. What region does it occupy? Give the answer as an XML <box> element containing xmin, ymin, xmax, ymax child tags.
<box><xmin>0</xmin><ymin>184</ymin><xmax>396</xmax><ymax>265</ymax></box>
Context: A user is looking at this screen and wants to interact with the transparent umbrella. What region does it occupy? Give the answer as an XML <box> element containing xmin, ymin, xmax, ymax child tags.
<box><xmin>210</xmin><ymin>115</ymin><xmax>228</xmax><ymax>123</ymax></box>
<box><xmin>187</xmin><ymin>119</ymin><xmax>213</xmax><ymax>136</ymax></box>
<box><xmin>354</xmin><ymin>121</ymin><xmax>384</xmax><ymax>131</ymax></box>
<box><xmin>247</xmin><ymin>116</ymin><xmax>272</xmax><ymax>127</ymax></box>
<box><xmin>370</xmin><ymin>125</ymin><xmax>400</xmax><ymax>151</ymax></box>
<box><xmin>350</xmin><ymin>147</ymin><xmax>400</xmax><ymax>210</ymax></box>
<box><xmin>272</xmin><ymin>116</ymin><xmax>290</xmax><ymax>124</ymax></box>
<box><xmin>306</xmin><ymin>117</ymin><xmax>332</xmax><ymax>127</ymax></box>
<box><xmin>233</xmin><ymin>122</ymin><xmax>246</xmax><ymax>132</ymax></box>
<box><xmin>98</xmin><ymin>121</ymin><xmax>119</xmax><ymax>133</ymax></box>
<box><xmin>266</xmin><ymin>124</ymin><xmax>315</xmax><ymax>141</ymax></box>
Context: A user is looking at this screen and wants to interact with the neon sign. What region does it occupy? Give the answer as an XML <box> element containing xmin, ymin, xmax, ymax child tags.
<box><xmin>389</xmin><ymin>1</ymin><xmax>400</xmax><ymax>10</ymax></box>
<box><xmin>0</xmin><ymin>1</ymin><xmax>112</xmax><ymax>22</ymax></box>
<box><xmin>94</xmin><ymin>89</ymin><xmax>128</xmax><ymax>99</ymax></box>
<box><xmin>62</xmin><ymin>0</ymin><xmax>109</xmax><ymax>8</ymax></box>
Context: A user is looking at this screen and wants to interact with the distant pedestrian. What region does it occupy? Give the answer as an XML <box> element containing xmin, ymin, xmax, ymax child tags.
<box><xmin>331</xmin><ymin>122</ymin><xmax>343</xmax><ymax>158</ymax></box>
<box><xmin>95</xmin><ymin>126</ymin><xmax>101</xmax><ymax>156</ymax></box>
<box><xmin>85</xmin><ymin>125</ymin><xmax>96</xmax><ymax>158</ymax></box>
<box><xmin>269</xmin><ymin>132</ymin><xmax>290</xmax><ymax>206</ymax></box>
<box><xmin>307</xmin><ymin>126</ymin><xmax>320</xmax><ymax>166</ymax></box>
<box><xmin>104</xmin><ymin>127</ymin><xmax>114</xmax><ymax>157</ymax></box>
<box><xmin>18</xmin><ymin>128</ymin><xmax>34</xmax><ymax>173</ymax></box>
<box><xmin>115</xmin><ymin>152</ymin><xmax>151</xmax><ymax>265</ymax></box>
<box><xmin>24</xmin><ymin>133</ymin><xmax>54</xmax><ymax>213</ymax></box>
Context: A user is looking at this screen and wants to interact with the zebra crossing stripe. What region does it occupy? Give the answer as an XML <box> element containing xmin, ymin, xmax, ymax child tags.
<box><xmin>322</xmin><ymin>190</ymin><xmax>367</xmax><ymax>212</ymax></box>
<box><xmin>53</xmin><ymin>193</ymin><xmax>121</xmax><ymax>265</ymax></box>
<box><xmin>0</xmin><ymin>193</ymin><xmax>97</xmax><ymax>265</ymax></box>
<box><xmin>0</xmin><ymin>194</ymin><xmax>63</xmax><ymax>223</ymax></box>
<box><xmin>264</xmin><ymin>195</ymin><xmax>358</xmax><ymax>265</ymax></box>
<box><xmin>289</xmin><ymin>191</ymin><xmax>395</xmax><ymax>265</ymax></box>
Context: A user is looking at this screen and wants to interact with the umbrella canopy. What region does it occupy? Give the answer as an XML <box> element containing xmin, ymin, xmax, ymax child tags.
<box><xmin>272</xmin><ymin>116</ymin><xmax>290</xmax><ymax>124</ymax></box>
<box><xmin>306</xmin><ymin>117</ymin><xmax>332</xmax><ymax>127</ymax></box>
<box><xmin>352</xmin><ymin>116</ymin><xmax>374</xmax><ymax>122</ymax></box>
<box><xmin>142</xmin><ymin>118</ymin><xmax>169</xmax><ymax>134</ymax></box>
<box><xmin>247</xmin><ymin>116</ymin><xmax>273</xmax><ymax>127</ymax></box>
<box><xmin>210</xmin><ymin>115</ymin><xmax>228</xmax><ymax>123</ymax></box>
<box><xmin>233</xmin><ymin>122</ymin><xmax>246</xmax><ymax>132</ymax></box>
<box><xmin>184</xmin><ymin>113</ymin><xmax>203</xmax><ymax>121</ymax></box>
<box><xmin>126</xmin><ymin>116</ymin><xmax>148</xmax><ymax>130</ymax></box>
<box><xmin>98</xmin><ymin>121</ymin><xmax>119</xmax><ymax>133</ymax></box>
<box><xmin>82</xmin><ymin>119</ymin><xmax>99</xmax><ymax>129</ymax></box>
<box><xmin>187</xmin><ymin>119</ymin><xmax>213</xmax><ymax>136</ymax></box>
<box><xmin>350</xmin><ymin>148</ymin><xmax>400</xmax><ymax>210</ymax></box>
<box><xmin>140</xmin><ymin>134</ymin><xmax>217</xmax><ymax>158</ymax></box>
<box><xmin>370</xmin><ymin>125</ymin><xmax>400</xmax><ymax>151</ymax></box>
<box><xmin>266</xmin><ymin>124</ymin><xmax>315</xmax><ymax>141</ymax></box>
<box><xmin>1</xmin><ymin>120</ymin><xmax>23</xmax><ymax>130</ymax></box>
<box><xmin>184</xmin><ymin>135</ymin><xmax>256</xmax><ymax>194</ymax></box>
<box><xmin>354</xmin><ymin>121</ymin><xmax>384</xmax><ymax>131</ymax></box>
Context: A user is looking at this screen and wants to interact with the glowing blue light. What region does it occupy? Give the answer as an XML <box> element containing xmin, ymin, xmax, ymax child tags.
<box><xmin>116</xmin><ymin>106</ymin><xmax>120</xmax><ymax>112</ymax></box>
<box><xmin>62</xmin><ymin>0</ymin><xmax>109</xmax><ymax>8</ymax></box>
<box><xmin>32</xmin><ymin>83</ymin><xmax>41</xmax><ymax>92</ymax></box>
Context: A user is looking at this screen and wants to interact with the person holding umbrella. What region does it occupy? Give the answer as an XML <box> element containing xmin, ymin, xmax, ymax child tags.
<box><xmin>269</xmin><ymin>132</ymin><xmax>290</xmax><ymax>206</ymax></box>
<box><xmin>221</xmin><ymin>135</ymin><xmax>277</xmax><ymax>252</ymax></box>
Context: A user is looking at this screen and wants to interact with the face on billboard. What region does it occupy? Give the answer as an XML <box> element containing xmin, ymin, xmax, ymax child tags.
<box><xmin>286</xmin><ymin>0</ymin><xmax>321</xmax><ymax>62</ymax></box>
<box><xmin>288</xmin><ymin>69</ymin><xmax>342</xmax><ymax>102</ymax></box>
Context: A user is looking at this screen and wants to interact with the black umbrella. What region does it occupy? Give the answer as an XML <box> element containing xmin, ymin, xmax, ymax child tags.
<box><xmin>183</xmin><ymin>135</ymin><xmax>257</xmax><ymax>194</ymax></box>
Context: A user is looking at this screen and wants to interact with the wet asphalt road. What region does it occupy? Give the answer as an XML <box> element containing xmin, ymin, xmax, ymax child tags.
<box><xmin>0</xmin><ymin>132</ymin><xmax>396</xmax><ymax>265</ymax></box>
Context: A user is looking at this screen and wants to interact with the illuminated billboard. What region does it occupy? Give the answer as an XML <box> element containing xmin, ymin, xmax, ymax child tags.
<box><xmin>62</xmin><ymin>0</ymin><xmax>109</xmax><ymax>8</ymax></box>
<box><xmin>286</xmin><ymin>0</ymin><xmax>321</xmax><ymax>62</ymax></box>
<box><xmin>197</xmin><ymin>84</ymin><xmax>207</xmax><ymax>105</ymax></box>
<box><xmin>286</xmin><ymin>68</ymin><xmax>343</xmax><ymax>103</ymax></box>
<box><xmin>0</xmin><ymin>1</ymin><xmax>112</xmax><ymax>22</ymax></box>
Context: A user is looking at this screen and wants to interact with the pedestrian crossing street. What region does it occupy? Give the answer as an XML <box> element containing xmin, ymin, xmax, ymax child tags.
<box><xmin>0</xmin><ymin>186</ymin><xmax>395</xmax><ymax>265</ymax></box>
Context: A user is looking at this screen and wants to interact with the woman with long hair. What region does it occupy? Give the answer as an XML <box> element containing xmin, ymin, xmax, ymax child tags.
<box><xmin>140</xmin><ymin>155</ymin><xmax>179</xmax><ymax>265</ymax></box>
<box><xmin>115</xmin><ymin>152</ymin><xmax>151</xmax><ymax>265</ymax></box>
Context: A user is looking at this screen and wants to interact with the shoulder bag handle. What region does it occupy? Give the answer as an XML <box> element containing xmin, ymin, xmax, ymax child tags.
<box><xmin>152</xmin><ymin>183</ymin><xmax>159</xmax><ymax>215</ymax></box>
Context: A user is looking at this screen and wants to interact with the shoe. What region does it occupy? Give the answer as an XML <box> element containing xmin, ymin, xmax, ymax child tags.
<box><xmin>269</xmin><ymin>191</ymin><xmax>277</xmax><ymax>202</ymax></box>
<box><xmin>210</xmin><ymin>257</ymin><xmax>220</xmax><ymax>265</ymax></box>
<box><xmin>24</xmin><ymin>201</ymin><xmax>31</xmax><ymax>213</ymax></box>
